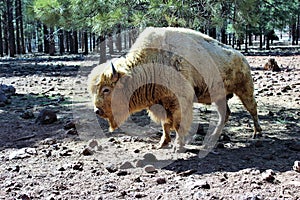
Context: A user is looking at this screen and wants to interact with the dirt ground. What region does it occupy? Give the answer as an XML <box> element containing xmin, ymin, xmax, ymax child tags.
<box><xmin>0</xmin><ymin>52</ymin><xmax>299</xmax><ymax>200</ymax></box>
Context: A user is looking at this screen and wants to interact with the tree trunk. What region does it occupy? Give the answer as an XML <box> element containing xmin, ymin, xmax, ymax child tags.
<box><xmin>245</xmin><ymin>26</ymin><xmax>248</xmax><ymax>53</ymax></box>
<box><xmin>79</xmin><ymin>31</ymin><xmax>82</xmax><ymax>50</ymax></box>
<box><xmin>221</xmin><ymin>27</ymin><xmax>226</xmax><ymax>44</ymax></box>
<box><xmin>58</xmin><ymin>29</ymin><xmax>64</xmax><ymax>55</ymax></box>
<box><xmin>43</xmin><ymin>24</ymin><xmax>49</xmax><ymax>54</ymax></box>
<box><xmin>92</xmin><ymin>33</ymin><xmax>96</xmax><ymax>50</ymax></box>
<box><xmin>297</xmin><ymin>13</ymin><xmax>300</xmax><ymax>45</ymax></box>
<box><xmin>128</xmin><ymin>30</ymin><xmax>132</xmax><ymax>48</ymax></box>
<box><xmin>89</xmin><ymin>32</ymin><xmax>92</xmax><ymax>52</ymax></box>
<box><xmin>18</xmin><ymin>0</ymin><xmax>25</xmax><ymax>54</ymax></box>
<box><xmin>108</xmin><ymin>33</ymin><xmax>113</xmax><ymax>55</ymax></box>
<box><xmin>49</xmin><ymin>27</ymin><xmax>55</xmax><ymax>56</ymax></box>
<box><xmin>37</xmin><ymin>22</ymin><xmax>43</xmax><ymax>52</ymax></box>
<box><xmin>259</xmin><ymin>28</ymin><xmax>263</xmax><ymax>49</ymax></box>
<box><xmin>83</xmin><ymin>30</ymin><xmax>88</xmax><ymax>55</ymax></box>
<box><xmin>15</xmin><ymin>0</ymin><xmax>21</xmax><ymax>54</ymax></box>
<box><xmin>99</xmin><ymin>35</ymin><xmax>107</xmax><ymax>63</ymax></box>
<box><xmin>2</xmin><ymin>12</ymin><xmax>8</xmax><ymax>55</ymax></box>
<box><xmin>65</xmin><ymin>31</ymin><xmax>70</xmax><ymax>52</ymax></box>
<box><xmin>0</xmin><ymin>16</ymin><xmax>3</xmax><ymax>57</ymax></box>
<box><xmin>116</xmin><ymin>25</ymin><xmax>122</xmax><ymax>52</ymax></box>
<box><xmin>7</xmin><ymin>0</ymin><xmax>16</xmax><ymax>57</ymax></box>
<box><xmin>27</xmin><ymin>34</ymin><xmax>32</xmax><ymax>53</ymax></box>
<box><xmin>208</xmin><ymin>27</ymin><xmax>216</xmax><ymax>39</ymax></box>
<box><xmin>265</xmin><ymin>36</ymin><xmax>270</xmax><ymax>50</ymax></box>
<box><xmin>124</xmin><ymin>30</ymin><xmax>127</xmax><ymax>50</ymax></box>
<box><xmin>73</xmin><ymin>30</ymin><xmax>78</xmax><ymax>54</ymax></box>
<box><xmin>248</xmin><ymin>31</ymin><xmax>253</xmax><ymax>46</ymax></box>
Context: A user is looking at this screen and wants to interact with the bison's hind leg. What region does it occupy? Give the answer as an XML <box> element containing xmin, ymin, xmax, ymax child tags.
<box><xmin>235</xmin><ymin>89</ymin><xmax>262</xmax><ymax>138</ymax></box>
<box><xmin>148</xmin><ymin>104</ymin><xmax>172</xmax><ymax>149</ymax></box>
<box><xmin>225</xmin><ymin>93</ymin><xmax>233</xmax><ymax>123</ymax></box>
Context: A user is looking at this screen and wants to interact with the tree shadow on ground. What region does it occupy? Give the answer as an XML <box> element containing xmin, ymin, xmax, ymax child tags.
<box><xmin>163</xmin><ymin>137</ymin><xmax>298</xmax><ymax>174</ymax></box>
<box><xmin>0</xmin><ymin>62</ymin><xmax>80</xmax><ymax>78</ymax></box>
<box><xmin>0</xmin><ymin>93</ymin><xmax>75</xmax><ymax>149</ymax></box>
<box><xmin>0</xmin><ymin>55</ymin><xmax>89</xmax><ymax>78</ymax></box>
<box><xmin>163</xmin><ymin>105</ymin><xmax>299</xmax><ymax>174</ymax></box>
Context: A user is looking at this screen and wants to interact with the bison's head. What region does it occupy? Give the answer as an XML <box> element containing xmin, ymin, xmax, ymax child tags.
<box><xmin>89</xmin><ymin>63</ymin><xmax>127</xmax><ymax>132</ymax></box>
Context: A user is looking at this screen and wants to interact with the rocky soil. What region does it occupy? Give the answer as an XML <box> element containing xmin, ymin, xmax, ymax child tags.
<box><xmin>0</xmin><ymin>53</ymin><xmax>299</xmax><ymax>200</ymax></box>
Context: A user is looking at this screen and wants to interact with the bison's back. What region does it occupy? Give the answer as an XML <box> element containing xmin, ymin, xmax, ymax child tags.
<box><xmin>126</xmin><ymin>27</ymin><xmax>252</xmax><ymax>102</ymax></box>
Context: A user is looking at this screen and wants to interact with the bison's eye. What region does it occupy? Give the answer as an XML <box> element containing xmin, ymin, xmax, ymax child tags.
<box><xmin>101</xmin><ymin>87</ymin><xmax>111</xmax><ymax>95</ymax></box>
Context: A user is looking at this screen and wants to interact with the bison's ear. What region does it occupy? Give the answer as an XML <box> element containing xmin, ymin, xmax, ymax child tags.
<box><xmin>111</xmin><ymin>62</ymin><xmax>119</xmax><ymax>83</ymax></box>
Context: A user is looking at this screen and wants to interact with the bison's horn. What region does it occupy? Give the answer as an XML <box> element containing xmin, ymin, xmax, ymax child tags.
<box><xmin>111</xmin><ymin>62</ymin><xmax>117</xmax><ymax>76</ymax></box>
<box><xmin>111</xmin><ymin>62</ymin><xmax>119</xmax><ymax>83</ymax></box>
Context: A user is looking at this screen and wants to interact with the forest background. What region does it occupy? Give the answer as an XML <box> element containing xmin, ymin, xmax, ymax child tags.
<box><xmin>0</xmin><ymin>0</ymin><xmax>299</xmax><ymax>61</ymax></box>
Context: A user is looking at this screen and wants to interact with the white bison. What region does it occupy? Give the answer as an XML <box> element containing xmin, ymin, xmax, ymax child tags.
<box><xmin>88</xmin><ymin>27</ymin><xmax>262</xmax><ymax>152</ymax></box>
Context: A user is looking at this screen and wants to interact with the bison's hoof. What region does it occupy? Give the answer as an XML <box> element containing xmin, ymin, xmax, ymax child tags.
<box><xmin>157</xmin><ymin>144</ymin><xmax>171</xmax><ymax>149</ymax></box>
<box><xmin>253</xmin><ymin>132</ymin><xmax>263</xmax><ymax>139</ymax></box>
<box><xmin>172</xmin><ymin>146</ymin><xmax>186</xmax><ymax>153</ymax></box>
<box><xmin>157</xmin><ymin>139</ymin><xmax>171</xmax><ymax>149</ymax></box>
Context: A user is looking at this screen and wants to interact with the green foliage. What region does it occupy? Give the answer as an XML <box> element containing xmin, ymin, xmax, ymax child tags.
<box><xmin>33</xmin><ymin>0</ymin><xmax>62</xmax><ymax>26</ymax></box>
<box><xmin>27</xmin><ymin>0</ymin><xmax>299</xmax><ymax>40</ymax></box>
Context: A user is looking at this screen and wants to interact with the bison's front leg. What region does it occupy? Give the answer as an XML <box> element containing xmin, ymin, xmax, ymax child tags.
<box><xmin>172</xmin><ymin>107</ymin><xmax>193</xmax><ymax>153</ymax></box>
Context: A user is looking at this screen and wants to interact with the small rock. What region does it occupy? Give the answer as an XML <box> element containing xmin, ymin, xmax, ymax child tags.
<box><xmin>1</xmin><ymin>84</ymin><xmax>16</xmax><ymax>94</ymax></box>
<box><xmin>40</xmin><ymin>138</ymin><xmax>57</xmax><ymax>145</ymax></box>
<box><xmin>188</xmin><ymin>180</ymin><xmax>211</xmax><ymax>190</ymax></box>
<box><xmin>64</xmin><ymin>121</ymin><xmax>76</xmax><ymax>130</ymax></box>
<box><xmin>156</xmin><ymin>177</ymin><xmax>166</xmax><ymax>184</ymax></box>
<box><xmin>135</xmin><ymin>193</ymin><xmax>147</xmax><ymax>198</ymax></box>
<box><xmin>60</xmin><ymin>149</ymin><xmax>72</xmax><ymax>156</ymax></box>
<box><xmin>18</xmin><ymin>193</ymin><xmax>31</xmax><ymax>200</ymax></box>
<box><xmin>82</xmin><ymin>147</ymin><xmax>94</xmax><ymax>156</ymax></box>
<box><xmin>101</xmin><ymin>184</ymin><xmax>117</xmax><ymax>192</ymax></box>
<box><xmin>143</xmin><ymin>153</ymin><xmax>157</xmax><ymax>162</ymax></box>
<box><xmin>135</xmin><ymin>160</ymin><xmax>144</xmax><ymax>168</ymax></box>
<box><xmin>289</xmin><ymin>142</ymin><xmax>300</xmax><ymax>151</ymax></box>
<box><xmin>0</xmin><ymin>93</ymin><xmax>8</xmax><ymax>104</ymax></box>
<box><xmin>120</xmin><ymin>161</ymin><xmax>134</xmax><ymax>169</ymax></box>
<box><xmin>88</xmin><ymin>139</ymin><xmax>102</xmax><ymax>151</ymax></box>
<box><xmin>117</xmin><ymin>170</ymin><xmax>128</xmax><ymax>176</ymax></box>
<box><xmin>7</xmin><ymin>165</ymin><xmax>20</xmax><ymax>172</ymax></box>
<box><xmin>262</xmin><ymin>169</ymin><xmax>276</xmax><ymax>183</ymax></box>
<box><xmin>282</xmin><ymin>85</ymin><xmax>292</xmax><ymax>93</ymax></box>
<box><xmin>57</xmin><ymin>166</ymin><xmax>66</xmax><ymax>171</ymax></box>
<box><xmin>9</xmin><ymin>148</ymin><xmax>37</xmax><ymax>160</ymax></box>
<box><xmin>134</xmin><ymin>149</ymin><xmax>140</xmax><ymax>153</ymax></box>
<box><xmin>293</xmin><ymin>161</ymin><xmax>300</xmax><ymax>173</ymax></box>
<box><xmin>264</xmin><ymin>58</ymin><xmax>280</xmax><ymax>72</ymax></box>
<box><xmin>134</xmin><ymin>177</ymin><xmax>142</xmax><ymax>183</ymax></box>
<box><xmin>216</xmin><ymin>143</ymin><xmax>225</xmax><ymax>148</ymax></box>
<box><xmin>144</xmin><ymin>165</ymin><xmax>157</xmax><ymax>173</ymax></box>
<box><xmin>178</xmin><ymin>169</ymin><xmax>197</xmax><ymax>177</ymax></box>
<box><xmin>220</xmin><ymin>134</ymin><xmax>231</xmax><ymax>141</ymax></box>
<box><xmin>20</xmin><ymin>110</ymin><xmax>35</xmax><ymax>119</ymax></box>
<box><xmin>268</xmin><ymin>111</ymin><xmax>274</xmax><ymax>116</ymax></box>
<box><xmin>36</xmin><ymin>109</ymin><xmax>57</xmax><ymax>124</ymax></box>
<box><xmin>106</xmin><ymin>165</ymin><xmax>118</xmax><ymax>173</ymax></box>
<box><xmin>254</xmin><ymin>140</ymin><xmax>263</xmax><ymax>147</ymax></box>
<box><xmin>66</xmin><ymin>128</ymin><xmax>78</xmax><ymax>135</ymax></box>
<box><xmin>73</xmin><ymin>162</ymin><xmax>84</xmax><ymax>171</ymax></box>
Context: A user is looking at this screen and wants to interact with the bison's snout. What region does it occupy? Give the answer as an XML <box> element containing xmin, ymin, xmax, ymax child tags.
<box><xmin>95</xmin><ymin>108</ymin><xmax>104</xmax><ymax>116</ymax></box>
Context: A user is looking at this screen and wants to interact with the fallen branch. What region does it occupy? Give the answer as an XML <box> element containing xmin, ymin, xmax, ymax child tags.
<box><xmin>14</xmin><ymin>134</ymin><xmax>36</xmax><ymax>141</ymax></box>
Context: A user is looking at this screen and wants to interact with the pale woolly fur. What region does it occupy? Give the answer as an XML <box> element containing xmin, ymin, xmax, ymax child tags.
<box><xmin>88</xmin><ymin>27</ymin><xmax>262</xmax><ymax>151</ymax></box>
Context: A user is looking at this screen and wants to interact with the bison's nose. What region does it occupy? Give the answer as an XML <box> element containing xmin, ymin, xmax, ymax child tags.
<box><xmin>95</xmin><ymin>108</ymin><xmax>104</xmax><ymax>116</ymax></box>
